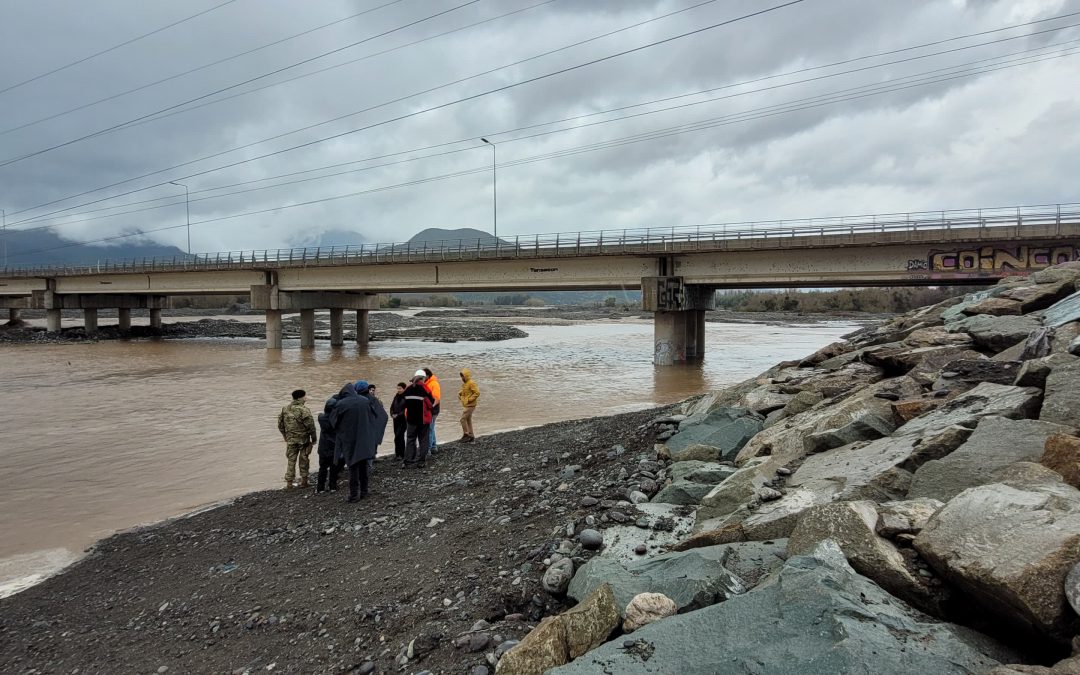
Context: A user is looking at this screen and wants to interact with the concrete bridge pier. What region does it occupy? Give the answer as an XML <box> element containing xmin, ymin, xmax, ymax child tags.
<box><xmin>7</xmin><ymin>308</ymin><xmax>19</xmax><ymax>323</ymax></box>
<box><xmin>149</xmin><ymin>308</ymin><xmax>162</xmax><ymax>329</ymax></box>
<box><xmin>356</xmin><ymin>309</ymin><xmax>370</xmax><ymax>347</ymax></box>
<box><xmin>329</xmin><ymin>309</ymin><xmax>344</xmax><ymax>347</ymax></box>
<box><xmin>251</xmin><ymin>285</ymin><xmax>378</xmax><ymax>349</ymax></box>
<box><xmin>46</xmin><ymin>309</ymin><xmax>61</xmax><ymax>332</ymax></box>
<box><xmin>83</xmin><ymin>309</ymin><xmax>98</xmax><ymax>336</ymax></box>
<box><xmin>300</xmin><ymin>309</ymin><xmax>316</xmax><ymax>349</ymax></box>
<box><xmin>118</xmin><ymin>308</ymin><xmax>131</xmax><ymax>332</ymax></box>
<box><xmin>643</xmin><ymin>277</ymin><xmax>714</xmax><ymax>366</ymax></box>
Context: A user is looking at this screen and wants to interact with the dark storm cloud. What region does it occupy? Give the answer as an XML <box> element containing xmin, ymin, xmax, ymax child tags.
<box><xmin>0</xmin><ymin>0</ymin><xmax>1078</xmax><ymax>255</ymax></box>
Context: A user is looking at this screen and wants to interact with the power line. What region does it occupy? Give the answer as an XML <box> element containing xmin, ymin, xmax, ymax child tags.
<box><xmin>2</xmin><ymin>0</ymin><xmax>808</xmax><ymax>216</ymax></box>
<box><xmin>8</xmin><ymin>44</ymin><xmax>1075</xmax><ymax>259</ymax></box>
<box><xmin>0</xmin><ymin>0</ymin><xmax>483</xmax><ymax>167</ymax></box>
<box><xmin>16</xmin><ymin>37</ymin><xmax>1076</xmax><ymax>231</ymax></box>
<box><xmin>0</xmin><ymin>0</ymin><xmax>240</xmax><ymax>96</ymax></box>
<box><xmin>0</xmin><ymin>0</ymin><xmax>413</xmax><ymax>137</ymax></box>
<box><xmin>9</xmin><ymin>14</ymin><xmax>1075</xmax><ymax>228</ymax></box>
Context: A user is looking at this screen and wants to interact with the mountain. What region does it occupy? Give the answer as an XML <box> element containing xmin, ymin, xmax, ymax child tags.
<box><xmin>408</xmin><ymin>227</ymin><xmax>511</xmax><ymax>246</ymax></box>
<box><xmin>303</xmin><ymin>228</ymin><xmax>366</xmax><ymax>249</ymax></box>
<box><xmin>1</xmin><ymin>228</ymin><xmax>187</xmax><ymax>268</ymax></box>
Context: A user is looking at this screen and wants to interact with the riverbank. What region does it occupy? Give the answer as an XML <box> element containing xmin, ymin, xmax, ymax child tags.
<box><xmin>0</xmin><ymin>405</ymin><xmax>677</xmax><ymax>674</ymax></box>
<box><xmin>0</xmin><ymin>311</ymin><xmax>528</xmax><ymax>344</ymax></box>
<box><xmin>415</xmin><ymin>305</ymin><xmax>889</xmax><ymax>326</ymax></box>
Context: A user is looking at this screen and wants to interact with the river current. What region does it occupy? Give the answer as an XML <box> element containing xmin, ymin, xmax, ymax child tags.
<box><xmin>0</xmin><ymin>314</ymin><xmax>858</xmax><ymax>595</ymax></box>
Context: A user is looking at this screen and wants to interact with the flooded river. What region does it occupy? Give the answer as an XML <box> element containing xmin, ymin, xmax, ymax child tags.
<box><xmin>0</xmin><ymin>315</ymin><xmax>858</xmax><ymax>595</ymax></box>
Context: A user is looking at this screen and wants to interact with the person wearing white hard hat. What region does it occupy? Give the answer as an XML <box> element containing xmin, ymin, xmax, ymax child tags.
<box><xmin>402</xmin><ymin>370</ymin><xmax>435</xmax><ymax>467</ymax></box>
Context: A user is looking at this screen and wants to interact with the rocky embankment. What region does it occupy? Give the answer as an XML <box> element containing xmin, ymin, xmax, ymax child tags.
<box><xmin>3</xmin><ymin>263</ymin><xmax>1080</xmax><ymax>674</ymax></box>
<box><xmin>0</xmin><ymin>311</ymin><xmax>527</xmax><ymax>344</ymax></box>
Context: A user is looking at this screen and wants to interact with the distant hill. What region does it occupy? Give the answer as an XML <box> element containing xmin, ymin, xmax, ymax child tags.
<box><xmin>303</xmin><ymin>228</ymin><xmax>366</xmax><ymax>249</ymax></box>
<box><xmin>2</xmin><ymin>228</ymin><xmax>187</xmax><ymax>268</ymax></box>
<box><xmin>409</xmin><ymin>227</ymin><xmax>510</xmax><ymax>246</ymax></box>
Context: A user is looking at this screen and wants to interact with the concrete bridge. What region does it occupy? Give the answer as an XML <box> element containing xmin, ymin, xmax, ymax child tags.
<box><xmin>2</xmin><ymin>204</ymin><xmax>1078</xmax><ymax>364</ymax></box>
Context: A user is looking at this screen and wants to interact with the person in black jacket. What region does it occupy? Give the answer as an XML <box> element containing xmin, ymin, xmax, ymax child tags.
<box><xmin>390</xmin><ymin>382</ymin><xmax>408</xmax><ymax>460</ymax></box>
<box><xmin>403</xmin><ymin>370</ymin><xmax>435</xmax><ymax>468</ymax></box>
<box><xmin>315</xmin><ymin>395</ymin><xmax>342</xmax><ymax>492</ymax></box>
<box><xmin>329</xmin><ymin>383</ymin><xmax>378</xmax><ymax>502</ymax></box>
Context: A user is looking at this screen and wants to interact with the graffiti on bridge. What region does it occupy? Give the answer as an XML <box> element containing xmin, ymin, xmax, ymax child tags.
<box><xmin>910</xmin><ymin>244</ymin><xmax>1079</xmax><ymax>276</ymax></box>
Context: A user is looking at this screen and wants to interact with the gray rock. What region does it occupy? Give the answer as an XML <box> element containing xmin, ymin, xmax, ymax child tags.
<box><xmin>788</xmin><ymin>501</ymin><xmax>941</xmax><ymax>613</ymax></box>
<box><xmin>1070</xmin><ymin>336</ymin><xmax>1080</xmax><ymax>356</ymax></box>
<box><xmin>894</xmin><ymin>382</ymin><xmax>1042</xmax><ymax>439</ymax></box>
<box><xmin>578</xmin><ymin>529</ymin><xmax>603</xmax><ymax>550</ymax></box>
<box><xmin>739</xmin><ymin>488</ymin><xmax>832</xmax><ymax>540</ymax></box>
<box><xmin>1013</xmin><ymin>353</ymin><xmax>1078</xmax><ymax>388</ymax></box>
<box><xmin>689</xmin><ymin>540</ymin><xmax>788</xmax><ymax>588</ymax></box>
<box><xmin>1041</xmin><ymin>358</ymin><xmax>1080</xmax><ymax>427</ymax></box>
<box><xmin>494</xmin><ymin>640</ymin><xmax>519</xmax><ymax>660</ymax></box>
<box><xmin>542</xmin><ymin>558</ymin><xmax>575</xmax><ymax>595</ymax></box>
<box><xmin>909</xmin><ymin>416</ymin><xmax>1077</xmax><ymax>502</ymax></box>
<box><xmin>697</xmin><ymin>458</ymin><xmax>769</xmax><ymax>524</ymax></box>
<box><xmin>941</xmin><ymin>287</ymin><xmax>1013</xmax><ymax>323</ymax></box>
<box><xmin>567</xmin><ymin>548</ymin><xmax>745</xmax><ymax>617</ymax></box>
<box><xmin>1044</xmin><ymin>289</ymin><xmax>1080</xmax><ymax>328</ymax></box>
<box><xmin>470</xmin><ymin>666</ymin><xmax>490</xmax><ymax>675</ymax></box>
<box><xmin>600</xmin><ymin>504</ymin><xmax>696</xmax><ymax>564</ymax></box>
<box><xmin>802</xmin><ymin>415</ymin><xmax>893</xmax><ymax>454</ymax></box>
<box><xmin>550</xmin><ymin>541</ymin><xmax>1017</xmax><ymax>675</ymax></box>
<box><xmin>931</xmin><ymin>360</ymin><xmax>1022</xmax><ymax>394</ymax></box>
<box><xmin>628</xmin><ymin>491</ymin><xmax>649</xmax><ymax>505</ymax></box>
<box><xmin>740</xmin><ymin>386</ymin><xmax>793</xmax><ymax>414</ymax></box>
<box><xmin>756</xmin><ymin>487</ymin><xmax>783</xmax><ymax>502</ymax></box>
<box><xmin>1032</xmin><ymin>262</ymin><xmax>1080</xmax><ymax>286</ymax></box>
<box><xmin>915</xmin><ymin>481</ymin><xmax>1080</xmax><ymax>643</ymax></box>
<box><xmin>875</xmin><ymin>498</ymin><xmax>944</xmax><ymax>538</ymax></box>
<box><xmin>651</xmin><ymin>480</ymin><xmax>714</xmax><ymax>506</ymax></box>
<box><xmin>1067</xmin><ymin>563</ymin><xmax>1080</xmax><ymax>616</ymax></box>
<box><xmin>668</xmin><ymin>461</ymin><xmax>736</xmax><ymax>485</ymax></box>
<box><xmin>580</xmin><ymin>496</ymin><xmax>598</xmax><ymax>507</ymax></box>
<box><xmin>662</xmin><ymin>407</ymin><xmax>764</xmax><ymax>462</ymax></box>
<box><xmin>946</xmin><ymin>313</ymin><xmax>1042</xmax><ymax>352</ymax></box>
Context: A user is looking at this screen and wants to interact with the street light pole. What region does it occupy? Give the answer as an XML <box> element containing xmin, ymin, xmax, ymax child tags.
<box><xmin>481</xmin><ymin>138</ymin><xmax>497</xmax><ymax>241</ymax></box>
<box><xmin>168</xmin><ymin>181</ymin><xmax>190</xmax><ymax>254</ymax></box>
<box><xmin>1</xmin><ymin>209</ymin><xmax>6</xmax><ymax>269</ymax></box>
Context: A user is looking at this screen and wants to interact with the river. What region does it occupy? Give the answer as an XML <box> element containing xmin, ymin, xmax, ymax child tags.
<box><xmin>0</xmin><ymin>314</ymin><xmax>859</xmax><ymax>596</ymax></box>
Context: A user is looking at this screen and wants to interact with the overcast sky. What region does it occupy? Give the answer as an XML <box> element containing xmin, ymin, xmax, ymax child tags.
<box><xmin>0</xmin><ymin>0</ymin><xmax>1078</xmax><ymax>257</ymax></box>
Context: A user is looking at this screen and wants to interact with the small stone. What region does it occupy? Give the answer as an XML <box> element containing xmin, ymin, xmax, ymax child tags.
<box><xmin>581</xmin><ymin>496</ymin><xmax>599</xmax><ymax>507</ymax></box>
<box><xmin>157</xmin><ymin>668</ymin><xmax>169</xmax><ymax>674</ymax></box>
<box><xmin>443</xmin><ymin>598</ymin><xmax>453</xmax><ymax>607</ymax></box>
<box><xmin>608</xmin><ymin>511</ymin><xmax>629</xmax><ymax>523</ymax></box>
<box><xmin>635</xmin><ymin>518</ymin><xmax>649</xmax><ymax>529</ymax></box>
<box><xmin>623</xmin><ymin>592</ymin><xmax>678</xmax><ymax>632</ymax></box>
<box><xmin>427</xmin><ymin>517</ymin><xmax>445</xmax><ymax>528</ymax></box>
<box><xmin>468</xmin><ymin>632</ymin><xmax>491</xmax><ymax>652</ymax></box>
<box><xmin>494</xmin><ymin>639</ymin><xmax>519</xmax><ymax>659</ymax></box>
<box><xmin>757</xmin><ymin>487</ymin><xmax>783</xmax><ymax>502</ymax></box>
<box><xmin>470</xmin><ymin>666</ymin><xmax>490</xmax><ymax>675</ymax></box>
<box><xmin>471</xmin><ymin>619</ymin><xmax>491</xmax><ymax>632</ymax></box>
<box><xmin>775</xmin><ymin>467</ymin><xmax>792</xmax><ymax>476</ymax></box>
<box><xmin>629</xmin><ymin>491</ymin><xmax>649</xmax><ymax>504</ymax></box>
<box><xmin>357</xmin><ymin>663</ymin><xmax>375</xmax><ymax>675</ymax></box>
<box><xmin>634</xmin><ymin>544</ymin><xmax>647</xmax><ymax>555</ymax></box>
<box><xmin>541</xmin><ymin>558</ymin><xmax>575</xmax><ymax>595</ymax></box>
<box><xmin>578</xmin><ymin>529</ymin><xmax>603</xmax><ymax>550</ymax></box>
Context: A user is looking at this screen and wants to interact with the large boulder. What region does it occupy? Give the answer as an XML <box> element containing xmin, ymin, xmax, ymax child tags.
<box><xmin>1000</xmin><ymin>280</ymin><xmax>1077</xmax><ymax>313</ymax></box>
<box><xmin>1042</xmin><ymin>434</ymin><xmax>1080</xmax><ymax>489</ymax></box>
<box><xmin>915</xmin><ymin>482</ymin><xmax>1080</xmax><ymax>644</ymax></box>
<box><xmin>908</xmin><ymin>349</ymin><xmax>988</xmax><ymax>387</ymax></box>
<box><xmin>909</xmin><ymin>416</ymin><xmax>1077</xmax><ymax>502</ymax></box>
<box><xmin>688</xmin><ymin>540</ymin><xmax>788</xmax><ymax>588</ymax></box>
<box><xmin>902</xmin><ymin>326</ymin><xmax>975</xmax><ymax>348</ymax></box>
<box><xmin>560</xmin><ymin>583</ymin><xmax>621</xmax><ymax>659</ymax></box>
<box><xmin>1041</xmin><ymin>359</ymin><xmax>1080</xmax><ymax>428</ymax></box>
<box><xmin>1044</xmin><ymin>289</ymin><xmax>1080</xmax><ymax>328</ymax></box>
<box><xmin>494</xmin><ymin>616</ymin><xmax>568</xmax><ymax>675</ymax></box>
<box><xmin>567</xmin><ymin>548</ymin><xmax>745</xmax><ymax>617</ymax></box>
<box><xmin>651</xmin><ymin>479</ymin><xmax>714</xmax><ymax>506</ymax></box>
<box><xmin>697</xmin><ymin>457</ymin><xmax>769</xmax><ymax>524</ymax></box>
<box><xmin>931</xmin><ymin>359</ymin><xmax>1022</xmax><ymax>394</ymax></box>
<box><xmin>787</xmin><ymin>500</ymin><xmax>941</xmax><ymax>613</ymax></box>
<box><xmin>549</xmin><ymin>541</ymin><xmax>1018</xmax><ymax>675</ymax></box>
<box><xmin>946</xmin><ymin>314</ymin><xmax>1042</xmax><ymax>352</ymax></box>
<box><xmin>789</xmin><ymin>424</ymin><xmax>972</xmax><ymax>504</ymax></box>
<box><xmin>622</xmin><ymin>592</ymin><xmax>677</xmax><ymax>633</ymax></box>
<box><xmin>661</xmin><ymin>407</ymin><xmax>763</xmax><ymax>462</ymax></box>
<box><xmin>875</xmin><ymin>497</ymin><xmax>944</xmax><ymax>537</ymax></box>
<box><xmin>894</xmin><ymin>382</ymin><xmax>1041</xmax><ymax>439</ymax></box>
<box><xmin>1014</xmin><ymin>353</ymin><xmax>1078</xmax><ymax>388</ymax></box>
<box><xmin>599</xmin><ymin>503</ymin><xmax>696</xmax><ymax>564</ymax></box>
<box><xmin>739</xmin><ymin>385</ymin><xmax>793</xmax><ymax>414</ymax></box>
<box><xmin>668</xmin><ymin>461</ymin><xmax>736</xmax><ymax>485</ymax></box>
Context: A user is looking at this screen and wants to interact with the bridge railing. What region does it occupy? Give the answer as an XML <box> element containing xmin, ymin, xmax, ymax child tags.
<box><xmin>2</xmin><ymin>202</ymin><xmax>1078</xmax><ymax>277</ymax></box>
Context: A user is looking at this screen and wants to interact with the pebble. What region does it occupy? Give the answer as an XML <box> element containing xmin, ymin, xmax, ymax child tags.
<box><xmin>494</xmin><ymin>639</ymin><xmax>520</xmax><ymax>659</ymax></box>
<box><xmin>757</xmin><ymin>487</ymin><xmax>783</xmax><ymax>502</ymax></box>
<box><xmin>634</xmin><ymin>518</ymin><xmax>649</xmax><ymax>529</ymax></box>
<box><xmin>471</xmin><ymin>619</ymin><xmax>491</xmax><ymax>632</ymax></box>
<box><xmin>585</xmin><ymin>515</ymin><xmax>597</xmax><ymax>526</ymax></box>
<box><xmin>157</xmin><ymin>667</ymin><xmax>168</xmax><ymax>674</ymax></box>
<box><xmin>608</xmin><ymin>511</ymin><xmax>629</xmax><ymax>523</ymax></box>
<box><xmin>634</xmin><ymin>544</ymin><xmax>647</xmax><ymax>555</ymax></box>
<box><xmin>628</xmin><ymin>491</ymin><xmax>649</xmax><ymax>504</ymax></box>
<box><xmin>581</xmin><ymin>496</ymin><xmax>599</xmax><ymax>507</ymax></box>
<box><xmin>468</xmin><ymin>633</ymin><xmax>492</xmax><ymax>652</ymax></box>
<box><xmin>470</xmin><ymin>666</ymin><xmax>490</xmax><ymax>675</ymax></box>
<box><xmin>526</xmin><ymin>480</ymin><xmax>544</xmax><ymax>491</ymax></box>
<box><xmin>775</xmin><ymin>467</ymin><xmax>792</xmax><ymax>476</ymax></box>
<box><xmin>356</xmin><ymin>663</ymin><xmax>375</xmax><ymax>675</ymax></box>
<box><xmin>578</xmin><ymin>529</ymin><xmax>603</xmax><ymax>550</ymax></box>
<box><xmin>427</xmin><ymin>517</ymin><xmax>445</xmax><ymax>528</ymax></box>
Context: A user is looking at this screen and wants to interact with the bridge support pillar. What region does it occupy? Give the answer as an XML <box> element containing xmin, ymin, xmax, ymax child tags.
<box><xmin>149</xmin><ymin>308</ymin><xmax>162</xmax><ymax>330</ymax></box>
<box><xmin>266</xmin><ymin>310</ymin><xmax>283</xmax><ymax>349</ymax></box>
<box><xmin>118</xmin><ymin>308</ymin><xmax>131</xmax><ymax>332</ymax></box>
<box><xmin>84</xmin><ymin>309</ymin><xmax>98</xmax><ymax>336</ymax></box>
<box><xmin>46</xmin><ymin>309</ymin><xmax>61</xmax><ymax>332</ymax></box>
<box><xmin>356</xmin><ymin>310</ymin><xmax>369</xmax><ymax>347</ymax></box>
<box><xmin>329</xmin><ymin>309</ymin><xmax>344</xmax><ymax>347</ymax></box>
<box><xmin>300</xmin><ymin>309</ymin><xmax>316</xmax><ymax>349</ymax></box>
<box><xmin>642</xmin><ymin>277</ymin><xmax>714</xmax><ymax>366</ymax></box>
<box><xmin>7</xmin><ymin>308</ymin><xmax>19</xmax><ymax>323</ymax></box>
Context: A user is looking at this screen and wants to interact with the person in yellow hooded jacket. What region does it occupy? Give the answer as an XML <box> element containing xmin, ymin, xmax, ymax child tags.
<box><xmin>457</xmin><ymin>368</ymin><xmax>480</xmax><ymax>442</ymax></box>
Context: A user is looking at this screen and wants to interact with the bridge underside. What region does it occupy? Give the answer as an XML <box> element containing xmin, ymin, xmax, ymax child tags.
<box><xmin>2</xmin><ymin>224</ymin><xmax>1077</xmax><ymax>363</ymax></box>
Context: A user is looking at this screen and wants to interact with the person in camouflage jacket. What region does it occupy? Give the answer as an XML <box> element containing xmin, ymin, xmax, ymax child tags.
<box><xmin>278</xmin><ymin>389</ymin><xmax>317</xmax><ymax>488</ymax></box>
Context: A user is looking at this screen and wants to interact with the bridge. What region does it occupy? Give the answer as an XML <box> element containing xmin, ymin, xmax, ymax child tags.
<box><xmin>2</xmin><ymin>203</ymin><xmax>1078</xmax><ymax>364</ymax></box>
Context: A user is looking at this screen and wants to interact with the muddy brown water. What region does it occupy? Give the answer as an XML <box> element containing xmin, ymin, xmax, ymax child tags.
<box><xmin>0</xmin><ymin>316</ymin><xmax>858</xmax><ymax>595</ymax></box>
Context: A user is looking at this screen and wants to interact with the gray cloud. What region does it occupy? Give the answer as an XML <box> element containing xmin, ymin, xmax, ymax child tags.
<box><xmin>0</xmin><ymin>0</ymin><xmax>1078</xmax><ymax>257</ymax></box>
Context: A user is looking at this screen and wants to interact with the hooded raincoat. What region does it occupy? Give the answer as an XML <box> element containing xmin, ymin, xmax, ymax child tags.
<box><xmin>330</xmin><ymin>384</ymin><xmax>378</xmax><ymax>467</ymax></box>
<box><xmin>317</xmin><ymin>396</ymin><xmax>339</xmax><ymax>459</ymax></box>
<box><xmin>458</xmin><ymin>368</ymin><xmax>480</xmax><ymax>407</ymax></box>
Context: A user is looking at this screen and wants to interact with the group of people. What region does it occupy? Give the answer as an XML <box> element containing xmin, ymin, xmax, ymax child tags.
<box><xmin>276</xmin><ymin>367</ymin><xmax>481</xmax><ymax>502</ymax></box>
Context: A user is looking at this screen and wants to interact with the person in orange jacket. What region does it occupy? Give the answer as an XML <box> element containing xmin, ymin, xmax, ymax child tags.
<box><xmin>423</xmin><ymin>367</ymin><xmax>442</xmax><ymax>455</ymax></box>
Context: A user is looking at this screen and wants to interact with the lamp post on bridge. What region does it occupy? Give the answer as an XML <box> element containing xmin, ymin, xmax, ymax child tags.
<box><xmin>168</xmin><ymin>181</ymin><xmax>191</xmax><ymax>255</ymax></box>
<box><xmin>1</xmin><ymin>208</ymin><xmax>6</xmax><ymax>269</ymax></box>
<box><xmin>481</xmin><ymin>138</ymin><xmax>497</xmax><ymax>242</ymax></box>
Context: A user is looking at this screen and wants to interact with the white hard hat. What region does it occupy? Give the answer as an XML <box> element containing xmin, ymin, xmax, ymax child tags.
<box><xmin>414</xmin><ymin>369</ymin><xmax>427</xmax><ymax>378</ymax></box>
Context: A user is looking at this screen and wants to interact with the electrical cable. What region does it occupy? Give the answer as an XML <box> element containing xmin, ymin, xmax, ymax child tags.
<box><xmin>7</xmin><ymin>43</ymin><xmax>1074</xmax><ymax>259</ymax></box>
<box><xmin>0</xmin><ymin>0</ymin><xmax>240</xmax><ymax>96</ymax></box>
